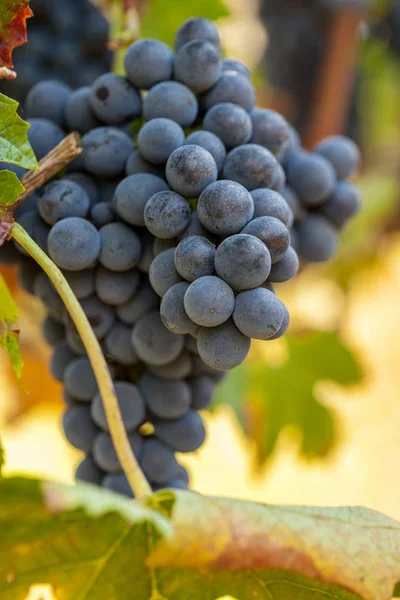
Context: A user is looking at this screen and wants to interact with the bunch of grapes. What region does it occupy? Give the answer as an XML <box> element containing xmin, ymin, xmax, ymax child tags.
<box><xmin>1</xmin><ymin>17</ymin><xmax>360</xmax><ymax>497</ymax></box>
<box><xmin>0</xmin><ymin>0</ymin><xmax>112</xmax><ymax>105</ymax></box>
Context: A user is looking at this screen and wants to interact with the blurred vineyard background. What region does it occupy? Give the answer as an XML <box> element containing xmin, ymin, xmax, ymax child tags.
<box><xmin>2</xmin><ymin>0</ymin><xmax>400</xmax><ymax>521</ymax></box>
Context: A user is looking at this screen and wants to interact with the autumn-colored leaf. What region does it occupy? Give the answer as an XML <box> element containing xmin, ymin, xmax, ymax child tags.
<box><xmin>0</xmin><ymin>0</ymin><xmax>32</xmax><ymax>68</ymax></box>
<box><xmin>1</xmin><ymin>477</ymin><xmax>400</xmax><ymax>600</ymax></box>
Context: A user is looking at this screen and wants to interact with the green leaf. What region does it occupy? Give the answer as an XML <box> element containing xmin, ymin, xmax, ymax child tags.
<box><xmin>0</xmin><ymin>273</ymin><xmax>23</xmax><ymax>383</ymax></box>
<box><xmin>0</xmin><ymin>170</ymin><xmax>24</xmax><ymax>205</ymax></box>
<box><xmin>141</xmin><ymin>0</ymin><xmax>230</xmax><ymax>47</ymax></box>
<box><xmin>1</xmin><ymin>477</ymin><xmax>400</xmax><ymax>600</ymax></box>
<box><xmin>215</xmin><ymin>331</ymin><xmax>363</xmax><ymax>464</ymax></box>
<box><xmin>0</xmin><ymin>93</ymin><xmax>38</xmax><ymax>169</ymax></box>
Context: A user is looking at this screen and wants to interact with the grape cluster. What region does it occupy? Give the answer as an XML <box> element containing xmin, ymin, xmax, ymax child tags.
<box><xmin>0</xmin><ymin>0</ymin><xmax>112</xmax><ymax>105</ymax></box>
<box><xmin>0</xmin><ymin>17</ymin><xmax>361</xmax><ymax>496</ymax></box>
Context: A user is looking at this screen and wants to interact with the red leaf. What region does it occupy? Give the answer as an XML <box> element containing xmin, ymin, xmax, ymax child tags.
<box><xmin>0</xmin><ymin>0</ymin><xmax>33</xmax><ymax>68</ymax></box>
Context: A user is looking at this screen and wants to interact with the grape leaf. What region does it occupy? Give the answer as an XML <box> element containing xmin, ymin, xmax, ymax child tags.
<box><xmin>214</xmin><ymin>331</ymin><xmax>363</xmax><ymax>464</ymax></box>
<box><xmin>1</xmin><ymin>477</ymin><xmax>400</xmax><ymax>600</ymax></box>
<box><xmin>0</xmin><ymin>169</ymin><xmax>24</xmax><ymax>205</ymax></box>
<box><xmin>141</xmin><ymin>0</ymin><xmax>230</xmax><ymax>46</ymax></box>
<box><xmin>0</xmin><ymin>273</ymin><xmax>23</xmax><ymax>383</ymax></box>
<box><xmin>0</xmin><ymin>0</ymin><xmax>32</xmax><ymax>68</ymax></box>
<box><xmin>0</xmin><ymin>93</ymin><xmax>38</xmax><ymax>169</ymax></box>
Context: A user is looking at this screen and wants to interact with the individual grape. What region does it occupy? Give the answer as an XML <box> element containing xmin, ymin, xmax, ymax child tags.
<box><xmin>287</xmin><ymin>151</ymin><xmax>336</xmax><ymax>206</ymax></box>
<box><xmin>144</xmin><ymin>191</ymin><xmax>190</xmax><ymax>239</ymax></box>
<box><xmin>65</xmin><ymin>328</ymin><xmax>86</xmax><ymax>356</ymax></box>
<box><xmin>90</xmin><ymin>202</ymin><xmax>115</xmax><ymax>228</ymax></box>
<box><xmin>48</xmin><ymin>217</ymin><xmax>101</xmax><ymax>271</ymax></box>
<box><xmin>198</xmin><ymin>180</ymin><xmax>254</xmax><ymax>234</ymax></box>
<box><xmin>190</xmin><ymin>376</ymin><xmax>214</xmax><ymax>410</ymax></box>
<box><xmin>27</xmin><ymin>118</ymin><xmax>64</xmax><ymax>160</ymax></box>
<box><xmin>281</xmin><ymin>185</ymin><xmax>306</xmax><ymax>223</ymax></box>
<box><xmin>178</xmin><ymin>210</ymin><xmax>216</xmax><ymax>243</ymax></box>
<box><xmin>124</xmin><ymin>39</ymin><xmax>174</xmax><ymax>89</ymax></box>
<box><xmin>241</xmin><ymin>216</ymin><xmax>290</xmax><ymax>263</ymax></box>
<box><xmin>136</xmin><ymin>229</ymin><xmax>154</xmax><ymax>274</ymax></box>
<box><xmin>269</xmin><ymin>302</ymin><xmax>290</xmax><ymax>340</ymax></box>
<box><xmin>149</xmin><ymin>248</ymin><xmax>183</xmax><ymax>297</ymax></box>
<box><xmin>50</xmin><ymin>341</ymin><xmax>77</xmax><ymax>382</ymax></box>
<box><xmin>114</xmin><ymin>173</ymin><xmax>169</xmax><ymax>227</ymax></box>
<box><xmin>26</xmin><ymin>80</ymin><xmax>71</xmax><ymax>126</ymax></box>
<box><xmin>89</xmin><ymin>73</ymin><xmax>142</xmax><ymax>124</ymax></box>
<box><xmin>75</xmin><ymin>456</ymin><xmax>104</xmax><ymax>485</ymax></box>
<box><xmin>184</xmin><ymin>130</ymin><xmax>226</xmax><ymax>172</ymax></box>
<box><xmin>160</xmin><ymin>282</ymin><xmax>199</xmax><ymax>335</ymax></box>
<box><xmin>320</xmin><ymin>181</ymin><xmax>361</xmax><ymax>228</ymax></box>
<box><xmin>295</xmin><ymin>216</ymin><xmax>337</xmax><ymax>263</ymax></box>
<box><xmin>166</xmin><ymin>145</ymin><xmax>218</xmax><ymax>198</ymax></box>
<box><xmin>184</xmin><ymin>276</ymin><xmax>235</xmax><ymax>327</ymax></box>
<box><xmin>14</xmin><ymin>210</ymin><xmax>50</xmax><ymax>256</ymax></box>
<box><xmin>79</xmin><ymin>295</ymin><xmax>115</xmax><ymax>339</ymax></box>
<box><xmin>174</xmin><ymin>236</ymin><xmax>215</xmax><ymax>281</ymax></box>
<box><xmin>131</xmin><ymin>309</ymin><xmax>184</xmax><ymax>366</ymax></box>
<box><xmin>191</xmin><ymin>354</ymin><xmax>221</xmax><ymax>377</ymax></box>
<box><xmin>153</xmin><ymin>410</ymin><xmax>206</xmax><ymax>452</ymax></box>
<box><xmin>175</xmin><ymin>17</ymin><xmax>221</xmax><ymax>52</ymax></box>
<box><xmin>143</xmin><ymin>81</ymin><xmax>198</xmax><ymax>127</ymax></box>
<box><xmin>95</xmin><ymin>266</ymin><xmax>140</xmax><ymax>305</ymax></box>
<box><xmin>271</xmin><ymin>162</ymin><xmax>286</xmax><ymax>192</ymax></box>
<box><xmin>153</xmin><ymin>237</ymin><xmax>177</xmax><ymax>256</ymax></box>
<box><xmin>201</xmin><ymin>71</ymin><xmax>256</xmax><ymax>112</ymax></box>
<box><xmin>61</xmin><ymin>269</ymin><xmax>94</xmax><ymax>300</ymax></box>
<box><xmin>38</xmin><ymin>180</ymin><xmax>90</xmax><ymax>225</ymax></box>
<box><xmin>250</xmin><ymin>108</ymin><xmax>290</xmax><ymax>156</ymax></box>
<box><xmin>233</xmin><ymin>287</ymin><xmax>284</xmax><ymax>340</ymax></box>
<box><xmin>62</xmin><ymin>389</ymin><xmax>79</xmax><ymax>407</ymax></box>
<box><xmin>65</xmin><ymin>86</ymin><xmax>101</xmax><ymax>133</ymax></box>
<box><xmin>174</xmin><ymin>40</ymin><xmax>222</xmax><ymax>93</ymax></box>
<box><xmin>222</xmin><ymin>57</ymin><xmax>251</xmax><ymax>79</ymax></box>
<box><xmin>116</xmin><ymin>281</ymin><xmax>160</xmax><ymax>325</ymax></box>
<box><xmin>91</xmin><ymin>381</ymin><xmax>145</xmax><ymax>432</ymax></box>
<box><xmin>214</xmin><ymin>234</ymin><xmax>271</xmax><ymax>290</ymax></box>
<box><xmin>64</xmin><ymin>356</ymin><xmax>99</xmax><ymax>401</ymax></box>
<box><xmin>65</xmin><ymin>173</ymin><xmax>98</xmax><ymax>207</ymax></box>
<box><xmin>251</xmin><ymin>188</ymin><xmax>293</xmax><ymax>227</ymax></box>
<box><xmin>104</xmin><ymin>321</ymin><xmax>138</xmax><ymax>365</ymax></box>
<box><xmin>197</xmin><ymin>319</ymin><xmax>250</xmax><ymax>371</ymax></box>
<box><xmin>268</xmin><ymin>246</ymin><xmax>299</xmax><ymax>282</ymax></box>
<box><xmin>81</xmin><ymin>127</ymin><xmax>134</xmax><ymax>177</ymax></box>
<box><xmin>203</xmin><ymin>102</ymin><xmax>252</xmax><ymax>149</ymax></box>
<box><xmin>140</xmin><ymin>438</ymin><xmax>182</xmax><ymax>483</ymax></box>
<box><xmin>42</xmin><ymin>316</ymin><xmax>65</xmax><ymax>347</ymax></box>
<box><xmin>225</xmin><ymin>140</ymin><xmax>279</xmax><ymax>189</ymax></box>
<box><xmin>93</xmin><ymin>431</ymin><xmax>142</xmax><ymax>473</ymax></box>
<box><xmin>149</xmin><ymin>350</ymin><xmax>192</xmax><ymax>380</ymax></box>
<box><xmin>33</xmin><ymin>272</ymin><xmax>65</xmax><ymax>320</ymax></box>
<box><xmin>153</xmin><ymin>479</ymin><xmax>188</xmax><ymax>491</ymax></box>
<box><xmin>125</xmin><ymin>149</ymin><xmax>166</xmax><ymax>178</ymax></box>
<box><xmin>62</xmin><ymin>405</ymin><xmax>98</xmax><ymax>452</ymax></box>
<box><xmin>98</xmin><ymin>222</ymin><xmax>142</xmax><ymax>272</ymax></box>
<box><xmin>314</xmin><ymin>135</ymin><xmax>360</xmax><ymax>180</ymax></box>
<box><xmin>137</xmin><ymin>118</ymin><xmax>185</xmax><ymax>165</ymax></box>
<box><xmin>139</xmin><ymin>373</ymin><xmax>191</xmax><ymax>420</ymax></box>
<box><xmin>102</xmin><ymin>473</ymin><xmax>134</xmax><ymax>497</ymax></box>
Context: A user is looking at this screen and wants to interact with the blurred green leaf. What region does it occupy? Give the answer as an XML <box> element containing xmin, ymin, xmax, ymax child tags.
<box><xmin>215</xmin><ymin>331</ymin><xmax>363</xmax><ymax>465</ymax></box>
<box><xmin>141</xmin><ymin>0</ymin><xmax>230</xmax><ymax>47</ymax></box>
<box><xmin>0</xmin><ymin>170</ymin><xmax>24</xmax><ymax>206</ymax></box>
<box><xmin>0</xmin><ymin>93</ymin><xmax>37</xmax><ymax>169</ymax></box>
<box><xmin>0</xmin><ymin>273</ymin><xmax>23</xmax><ymax>384</ymax></box>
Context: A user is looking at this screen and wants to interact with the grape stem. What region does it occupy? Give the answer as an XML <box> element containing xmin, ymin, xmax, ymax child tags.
<box><xmin>10</xmin><ymin>222</ymin><xmax>152</xmax><ymax>499</ymax></box>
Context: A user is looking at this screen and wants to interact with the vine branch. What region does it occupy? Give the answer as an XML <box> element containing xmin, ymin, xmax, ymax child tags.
<box><xmin>10</xmin><ymin>223</ymin><xmax>152</xmax><ymax>499</ymax></box>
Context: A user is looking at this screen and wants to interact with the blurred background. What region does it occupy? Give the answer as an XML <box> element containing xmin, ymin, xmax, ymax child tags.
<box><xmin>2</xmin><ymin>0</ymin><xmax>400</xmax><ymax>521</ymax></box>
